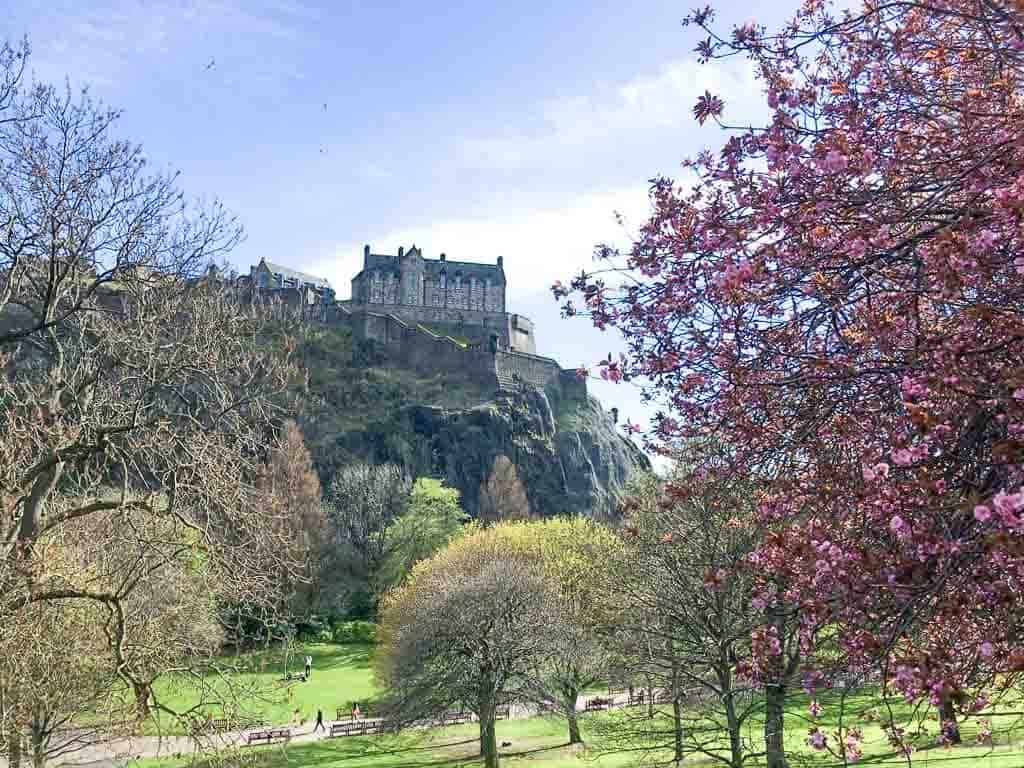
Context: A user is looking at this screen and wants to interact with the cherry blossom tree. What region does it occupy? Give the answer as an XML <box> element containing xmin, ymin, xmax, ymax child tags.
<box><xmin>556</xmin><ymin>0</ymin><xmax>1024</xmax><ymax>740</ymax></box>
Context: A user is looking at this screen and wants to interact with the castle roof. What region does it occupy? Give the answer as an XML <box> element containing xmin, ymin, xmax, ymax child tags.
<box><xmin>257</xmin><ymin>259</ymin><xmax>332</xmax><ymax>289</ymax></box>
<box><xmin>356</xmin><ymin>246</ymin><xmax>505</xmax><ymax>284</ymax></box>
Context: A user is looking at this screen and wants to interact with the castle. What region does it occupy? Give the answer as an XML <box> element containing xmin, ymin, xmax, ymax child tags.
<box><xmin>241</xmin><ymin>246</ymin><xmax>582</xmax><ymax>397</ymax></box>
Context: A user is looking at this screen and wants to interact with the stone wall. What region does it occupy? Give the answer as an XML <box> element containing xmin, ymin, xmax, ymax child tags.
<box><xmin>334</xmin><ymin>308</ymin><xmax>499</xmax><ymax>389</ymax></box>
<box><xmin>494</xmin><ymin>349</ymin><xmax>564</xmax><ymax>391</ymax></box>
<box><xmin>339</xmin><ymin>301</ymin><xmax>511</xmax><ymax>348</ymax></box>
<box><xmin>331</xmin><ymin>305</ymin><xmax>585</xmax><ymax>401</ymax></box>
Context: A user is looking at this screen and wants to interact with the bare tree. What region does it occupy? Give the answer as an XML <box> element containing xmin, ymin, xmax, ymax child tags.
<box><xmin>376</xmin><ymin>531</ymin><xmax>557</xmax><ymax>768</ymax></box>
<box><xmin>324</xmin><ymin>463</ymin><xmax>409</xmax><ymax>615</ymax></box>
<box><xmin>478</xmin><ymin>454</ymin><xmax>530</xmax><ymax>523</ymax></box>
<box><xmin>0</xmin><ymin>43</ymin><xmax>310</xmax><ymax>750</ymax></box>
<box><xmin>593</xmin><ymin>464</ymin><xmax>798</xmax><ymax>768</ymax></box>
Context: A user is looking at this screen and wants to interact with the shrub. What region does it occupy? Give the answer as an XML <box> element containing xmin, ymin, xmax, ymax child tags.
<box><xmin>331</xmin><ymin>620</ymin><xmax>377</xmax><ymax>644</ymax></box>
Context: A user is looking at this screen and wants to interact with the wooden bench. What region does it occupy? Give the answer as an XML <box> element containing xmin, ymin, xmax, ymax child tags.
<box><xmin>585</xmin><ymin>697</ymin><xmax>613</xmax><ymax>712</ymax></box>
<box><xmin>438</xmin><ymin>709</ymin><xmax>474</xmax><ymax>726</ymax></box>
<box><xmin>246</xmin><ymin>727</ymin><xmax>291</xmax><ymax>746</ymax></box>
<box><xmin>328</xmin><ymin>718</ymin><xmax>383</xmax><ymax>738</ymax></box>
<box><xmin>495</xmin><ymin>705</ymin><xmax>510</xmax><ymax>721</ymax></box>
<box><xmin>337</xmin><ymin>704</ymin><xmax>377</xmax><ymax>721</ymax></box>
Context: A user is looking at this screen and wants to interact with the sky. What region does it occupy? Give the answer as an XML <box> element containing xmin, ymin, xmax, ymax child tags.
<box><xmin>5</xmin><ymin>0</ymin><xmax>790</xmax><ymax>448</ymax></box>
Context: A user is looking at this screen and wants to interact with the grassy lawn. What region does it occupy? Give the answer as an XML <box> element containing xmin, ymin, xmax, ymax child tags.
<box><xmin>146</xmin><ymin>644</ymin><xmax>377</xmax><ymax>735</ymax></box>
<box><xmin>134</xmin><ymin>685</ymin><xmax>1024</xmax><ymax>767</ymax></box>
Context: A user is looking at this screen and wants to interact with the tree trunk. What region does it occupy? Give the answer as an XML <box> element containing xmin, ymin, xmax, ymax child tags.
<box><xmin>672</xmin><ymin>696</ymin><xmax>684</xmax><ymax>765</ymax></box>
<box><xmin>479</xmin><ymin>712</ymin><xmax>499</xmax><ymax>768</ymax></box>
<box><xmin>7</xmin><ymin>722</ymin><xmax>22</xmax><ymax>768</ymax></box>
<box><xmin>764</xmin><ymin>680</ymin><xmax>787</xmax><ymax>768</ymax></box>
<box><xmin>938</xmin><ymin>696</ymin><xmax>961</xmax><ymax>745</ymax></box>
<box><xmin>30</xmin><ymin>718</ymin><xmax>46</xmax><ymax>768</ymax></box>
<box><xmin>567</xmin><ymin>709</ymin><xmax>582</xmax><ymax>745</ymax></box>
<box><xmin>719</xmin><ymin>668</ymin><xmax>743</xmax><ymax>768</ymax></box>
<box><xmin>670</xmin><ymin>643</ymin><xmax>683</xmax><ymax>765</ymax></box>
<box><xmin>563</xmin><ymin>685</ymin><xmax>582</xmax><ymax>745</ymax></box>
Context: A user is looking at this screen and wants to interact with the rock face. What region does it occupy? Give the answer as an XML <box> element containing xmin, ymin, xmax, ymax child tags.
<box><xmin>396</xmin><ymin>385</ymin><xmax>649</xmax><ymax>519</ymax></box>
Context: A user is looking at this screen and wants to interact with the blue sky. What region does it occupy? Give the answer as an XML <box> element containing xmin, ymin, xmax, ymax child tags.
<box><xmin>6</xmin><ymin>0</ymin><xmax>789</xmax><ymax>441</ymax></box>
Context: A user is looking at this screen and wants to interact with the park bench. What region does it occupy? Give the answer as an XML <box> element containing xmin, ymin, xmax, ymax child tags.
<box><xmin>495</xmin><ymin>704</ymin><xmax>510</xmax><ymax>720</ymax></box>
<box><xmin>438</xmin><ymin>709</ymin><xmax>474</xmax><ymax>726</ymax></box>
<box><xmin>584</xmin><ymin>696</ymin><xmax>615</xmax><ymax>712</ymax></box>
<box><xmin>328</xmin><ymin>718</ymin><xmax>383</xmax><ymax>738</ymax></box>
<box><xmin>337</xmin><ymin>703</ymin><xmax>377</xmax><ymax>721</ymax></box>
<box><xmin>245</xmin><ymin>727</ymin><xmax>290</xmax><ymax>746</ymax></box>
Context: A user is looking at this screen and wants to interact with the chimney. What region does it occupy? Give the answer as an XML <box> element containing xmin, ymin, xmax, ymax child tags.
<box><xmin>497</xmin><ymin>256</ymin><xmax>504</xmax><ymax>268</ymax></box>
<box><xmin>364</xmin><ymin>244</ymin><xmax>370</xmax><ymax>259</ymax></box>
<box><xmin>398</xmin><ymin>246</ymin><xmax>405</xmax><ymax>258</ymax></box>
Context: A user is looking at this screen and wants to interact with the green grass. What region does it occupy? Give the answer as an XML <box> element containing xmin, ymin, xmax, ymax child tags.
<box><xmin>146</xmin><ymin>644</ymin><xmax>377</xmax><ymax>735</ymax></box>
<box><xmin>137</xmin><ymin>684</ymin><xmax>1024</xmax><ymax>768</ymax></box>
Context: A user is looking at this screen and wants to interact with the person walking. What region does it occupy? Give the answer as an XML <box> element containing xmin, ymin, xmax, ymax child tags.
<box><xmin>305</xmin><ymin>654</ymin><xmax>312</xmax><ymax>679</ymax></box>
<box><xmin>351</xmin><ymin>703</ymin><xmax>361</xmax><ymax>721</ymax></box>
<box><xmin>314</xmin><ymin>708</ymin><xmax>325</xmax><ymax>734</ymax></box>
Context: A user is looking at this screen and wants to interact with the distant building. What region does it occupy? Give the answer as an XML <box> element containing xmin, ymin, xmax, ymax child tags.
<box><xmin>243</xmin><ymin>245</ymin><xmax>536</xmax><ymax>355</ymax></box>
<box><xmin>248</xmin><ymin>258</ymin><xmax>335</xmax><ymax>305</ymax></box>
<box><xmin>350</xmin><ymin>244</ymin><xmax>505</xmax><ymax>314</ymax></box>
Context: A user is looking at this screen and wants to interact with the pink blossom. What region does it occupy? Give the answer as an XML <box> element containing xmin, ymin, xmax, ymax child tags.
<box><xmin>974</xmin><ymin>505</ymin><xmax>992</xmax><ymax>523</ymax></box>
<box><xmin>890</xmin><ymin>515</ymin><xmax>906</xmax><ymax>533</ymax></box>
<box><xmin>807</xmin><ymin>729</ymin><xmax>827</xmax><ymax>750</ymax></box>
<box><xmin>822</xmin><ymin>150</ymin><xmax>849</xmax><ymax>172</ymax></box>
<box><xmin>980</xmin><ymin>642</ymin><xmax>994</xmax><ymax>658</ymax></box>
<box><xmin>892</xmin><ymin>448</ymin><xmax>914</xmax><ymax>467</ymax></box>
<box><xmin>809</xmin><ymin>699</ymin><xmax>822</xmax><ymax>718</ymax></box>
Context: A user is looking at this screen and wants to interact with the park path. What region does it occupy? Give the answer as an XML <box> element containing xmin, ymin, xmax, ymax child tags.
<box><xmin>8</xmin><ymin>691</ymin><xmax>632</xmax><ymax>768</ymax></box>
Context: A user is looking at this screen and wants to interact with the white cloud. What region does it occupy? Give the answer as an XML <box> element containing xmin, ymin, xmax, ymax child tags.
<box><xmin>458</xmin><ymin>56</ymin><xmax>761</xmax><ymax>172</ymax></box>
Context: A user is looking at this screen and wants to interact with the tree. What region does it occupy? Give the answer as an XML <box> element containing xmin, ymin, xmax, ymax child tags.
<box><xmin>478</xmin><ymin>454</ymin><xmax>530</xmax><ymax>523</ymax></box>
<box><xmin>377</xmin><ymin>477</ymin><xmax>468</xmax><ymax>592</ymax></box>
<box><xmin>0</xmin><ymin>600</ymin><xmax>114</xmax><ymax>768</ymax></box>
<box><xmin>489</xmin><ymin>518</ymin><xmax>621</xmax><ymax>745</ymax></box>
<box><xmin>255</xmin><ymin>420</ymin><xmax>325</xmax><ymax>618</ymax></box>
<box><xmin>376</xmin><ymin>528</ymin><xmax>557</xmax><ymax>768</ymax></box>
<box><xmin>0</xmin><ymin>42</ymin><xmax>309</xmax><ymax>744</ymax></box>
<box><xmin>592</xmin><ymin>462</ymin><xmax>798</xmax><ymax>768</ymax></box>
<box><xmin>324</xmin><ymin>463</ymin><xmax>410</xmax><ymax>615</ymax></box>
<box><xmin>556</xmin><ymin>0</ymin><xmax>1024</xmax><ymax>735</ymax></box>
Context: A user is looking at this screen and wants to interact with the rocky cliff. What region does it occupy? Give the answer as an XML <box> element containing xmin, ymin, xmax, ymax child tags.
<box><xmin>293</xmin><ymin>325</ymin><xmax>649</xmax><ymax>519</ymax></box>
<box><xmin>399</xmin><ymin>386</ymin><xmax>649</xmax><ymax>519</ymax></box>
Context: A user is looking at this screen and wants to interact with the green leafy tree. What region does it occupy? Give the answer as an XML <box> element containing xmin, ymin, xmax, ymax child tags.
<box><xmin>377</xmin><ymin>478</ymin><xmax>468</xmax><ymax>592</ymax></box>
<box><xmin>376</xmin><ymin>528</ymin><xmax>557</xmax><ymax>768</ymax></box>
<box><xmin>490</xmin><ymin>518</ymin><xmax>621</xmax><ymax>745</ymax></box>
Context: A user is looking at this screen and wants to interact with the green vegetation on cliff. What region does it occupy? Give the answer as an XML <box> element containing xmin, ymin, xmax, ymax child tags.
<box><xmin>287</xmin><ymin>325</ymin><xmax>647</xmax><ymax>520</ymax></box>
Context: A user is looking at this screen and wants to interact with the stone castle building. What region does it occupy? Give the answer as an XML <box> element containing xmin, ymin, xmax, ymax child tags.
<box><xmin>343</xmin><ymin>244</ymin><xmax>535</xmax><ymax>354</ymax></box>
<box><xmin>242</xmin><ymin>245</ymin><xmax>580</xmax><ymax>396</ymax></box>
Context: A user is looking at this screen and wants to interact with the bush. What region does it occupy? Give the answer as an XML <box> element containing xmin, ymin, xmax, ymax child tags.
<box><xmin>331</xmin><ymin>620</ymin><xmax>377</xmax><ymax>644</ymax></box>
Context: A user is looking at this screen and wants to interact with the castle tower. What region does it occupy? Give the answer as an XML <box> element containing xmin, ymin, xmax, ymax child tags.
<box><xmin>398</xmin><ymin>245</ymin><xmax>424</xmax><ymax>306</ymax></box>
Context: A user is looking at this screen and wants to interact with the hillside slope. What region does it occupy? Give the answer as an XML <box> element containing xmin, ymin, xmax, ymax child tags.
<box><xmin>291</xmin><ymin>325</ymin><xmax>648</xmax><ymax>519</ymax></box>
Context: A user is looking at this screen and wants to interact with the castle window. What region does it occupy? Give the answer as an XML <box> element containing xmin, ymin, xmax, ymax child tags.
<box><xmin>455</xmin><ymin>275</ymin><xmax>462</xmax><ymax>289</ymax></box>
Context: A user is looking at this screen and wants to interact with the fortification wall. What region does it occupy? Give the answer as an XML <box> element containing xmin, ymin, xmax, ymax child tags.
<box><xmin>336</xmin><ymin>308</ymin><xmax>498</xmax><ymax>389</ymax></box>
<box><xmin>331</xmin><ymin>305</ymin><xmax>585</xmax><ymax>400</ymax></box>
<box><xmin>495</xmin><ymin>349</ymin><xmax>562</xmax><ymax>391</ymax></box>
<box><xmin>339</xmin><ymin>301</ymin><xmax>510</xmax><ymax>347</ymax></box>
